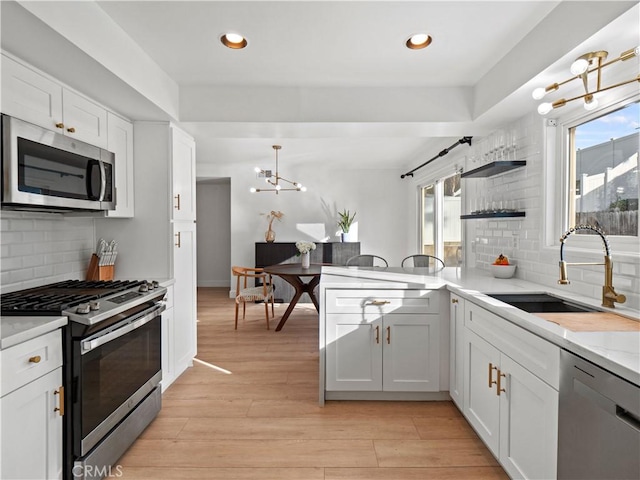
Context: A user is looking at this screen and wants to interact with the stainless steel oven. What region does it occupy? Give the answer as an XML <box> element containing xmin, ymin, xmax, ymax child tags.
<box><xmin>1</xmin><ymin>280</ymin><xmax>166</xmax><ymax>480</ymax></box>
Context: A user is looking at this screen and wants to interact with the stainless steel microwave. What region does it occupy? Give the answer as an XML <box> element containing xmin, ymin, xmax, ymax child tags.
<box><xmin>1</xmin><ymin>114</ymin><xmax>115</xmax><ymax>212</ymax></box>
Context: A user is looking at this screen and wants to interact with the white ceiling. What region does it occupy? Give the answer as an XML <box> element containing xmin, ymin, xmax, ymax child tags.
<box><xmin>2</xmin><ymin>1</ymin><xmax>639</xmax><ymax>174</ymax></box>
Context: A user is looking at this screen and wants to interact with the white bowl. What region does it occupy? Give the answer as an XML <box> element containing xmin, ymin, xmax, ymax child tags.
<box><xmin>490</xmin><ymin>264</ymin><xmax>516</xmax><ymax>279</ymax></box>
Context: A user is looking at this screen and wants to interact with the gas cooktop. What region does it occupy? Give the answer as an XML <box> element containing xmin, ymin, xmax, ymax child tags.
<box><xmin>1</xmin><ymin>279</ymin><xmax>166</xmax><ymax>325</ymax></box>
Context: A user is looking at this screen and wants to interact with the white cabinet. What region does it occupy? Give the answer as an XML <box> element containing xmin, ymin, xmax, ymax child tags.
<box><xmin>1</xmin><ymin>54</ymin><xmax>108</xmax><ymax>148</ymax></box>
<box><xmin>106</xmin><ymin>112</ymin><xmax>135</xmax><ymax>217</ymax></box>
<box><xmin>325</xmin><ymin>289</ymin><xmax>441</xmax><ymax>395</ymax></box>
<box><xmin>449</xmin><ymin>293</ymin><xmax>464</xmax><ymax>408</ymax></box>
<box><xmin>171</xmin><ymin>127</ymin><xmax>197</xmax><ymax>221</ymax></box>
<box><xmin>1</xmin><ymin>329</ymin><xmax>63</xmax><ymax>480</ymax></box>
<box><xmin>95</xmin><ymin>122</ymin><xmax>197</xmax><ymax>391</ymax></box>
<box><xmin>172</xmin><ymin>221</ymin><xmax>197</xmax><ymax>374</ymax></box>
<box><xmin>462</xmin><ymin>302</ymin><xmax>559</xmax><ymax>480</ymax></box>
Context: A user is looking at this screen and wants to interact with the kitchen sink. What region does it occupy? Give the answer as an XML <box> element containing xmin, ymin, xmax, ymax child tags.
<box><xmin>485</xmin><ymin>293</ymin><xmax>598</xmax><ymax>314</ymax></box>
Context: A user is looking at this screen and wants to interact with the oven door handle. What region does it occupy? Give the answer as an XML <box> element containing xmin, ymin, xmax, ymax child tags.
<box><xmin>81</xmin><ymin>304</ymin><xmax>165</xmax><ymax>354</ymax></box>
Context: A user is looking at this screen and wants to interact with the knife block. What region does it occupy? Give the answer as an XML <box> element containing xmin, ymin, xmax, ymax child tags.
<box><xmin>86</xmin><ymin>254</ymin><xmax>114</xmax><ymax>281</ymax></box>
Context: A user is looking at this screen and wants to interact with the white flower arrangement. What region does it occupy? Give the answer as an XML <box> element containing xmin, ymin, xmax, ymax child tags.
<box><xmin>295</xmin><ymin>241</ymin><xmax>316</xmax><ymax>254</ymax></box>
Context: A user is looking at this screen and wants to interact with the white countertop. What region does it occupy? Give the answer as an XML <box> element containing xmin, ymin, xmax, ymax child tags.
<box><xmin>1</xmin><ymin>315</ymin><xmax>67</xmax><ymax>349</ymax></box>
<box><xmin>321</xmin><ymin>266</ymin><xmax>640</xmax><ymax>386</ymax></box>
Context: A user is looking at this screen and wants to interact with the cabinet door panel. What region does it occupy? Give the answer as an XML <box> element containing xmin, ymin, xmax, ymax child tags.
<box><xmin>326</xmin><ymin>314</ymin><xmax>382</xmax><ymax>391</ymax></box>
<box><xmin>1</xmin><ymin>368</ymin><xmax>62</xmax><ymax>480</ymax></box>
<box><xmin>499</xmin><ymin>355</ymin><xmax>558</xmax><ymax>480</ymax></box>
<box><xmin>106</xmin><ymin>113</ymin><xmax>134</xmax><ymax>217</ymax></box>
<box><xmin>173</xmin><ymin>223</ymin><xmax>197</xmax><ymax>376</ymax></box>
<box><xmin>383</xmin><ymin>314</ymin><xmax>440</xmax><ymax>392</ymax></box>
<box><xmin>171</xmin><ymin>127</ymin><xmax>196</xmax><ymax>221</ymax></box>
<box><xmin>449</xmin><ymin>294</ymin><xmax>464</xmax><ymax>407</ymax></box>
<box><xmin>62</xmin><ymin>89</ymin><xmax>108</xmax><ymax>148</ymax></box>
<box><xmin>1</xmin><ymin>55</ymin><xmax>63</xmax><ymax>130</ymax></box>
<box><xmin>464</xmin><ymin>329</ymin><xmax>500</xmax><ymax>456</ymax></box>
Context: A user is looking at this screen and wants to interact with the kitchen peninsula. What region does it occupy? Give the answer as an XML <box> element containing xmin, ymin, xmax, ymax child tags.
<box><xmin>319</xmin><ymin>265</ymin><xmax>640</xmax><ymax>480</ymax></box>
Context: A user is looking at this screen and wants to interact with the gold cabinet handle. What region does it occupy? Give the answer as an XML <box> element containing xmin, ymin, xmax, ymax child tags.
<box><xmin>386</xmin><ymin>326</ymin><xmax>391</xmax><ymax>344</ymax></box>
<box><xmin>66</xmin><ymin>127</ymin><xmax>76</xmax><ymax>133</ymax></box>
<box><xmin>489</xmin><ymin>363</ymin><xmax>498</xmax><ymax>388</ymax></box>
<box><xmin>55</xmin><ymin>122</ymin><xmax>64</xmax><ymax>129</ymax></box>
<box><xmin>28</xmin><ymin>355</ymin><xmax>41</xmax><ymax>364</ymax></box>
<box><xmin>367</xmin><ymin>300</ymin><xmax>390</xmax><ymax>306</ymax></box>
<box><xmin>175</xmin><ymin>232</ymin><xmax>181</xmax><ymax>248</ymax></box>
<box><xmin>496</xmin><ymin>370</ymin><xmax>506</xmax><ymax>396</ymax></box>
<box><xmin>54</xmin><ymin>386</ymin><xmax>64</xmax><ymax>416</ymax></box>
<box><xmin>375</xmin><ymin>325</ymin><xmax>380</xmax><ymax>344</ymax></box>
<box><xmin>451</xmin><ymin>298</ymin><xmax>459</xmax><ymax>304</ymax></box>
<box><xmin>174</xmin><ymin>193</ymin><xmax>181</xmax><ymax>210</ymax></box>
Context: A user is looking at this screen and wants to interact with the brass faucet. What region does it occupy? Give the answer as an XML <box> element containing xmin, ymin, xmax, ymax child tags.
<box><xmin>559</xmin><ymin>225</ymin><xmax>626</xmax><ymax>308</ymax></box>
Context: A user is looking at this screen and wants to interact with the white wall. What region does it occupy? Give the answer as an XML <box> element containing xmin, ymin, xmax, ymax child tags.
<box><xmin>196</xmin><ymin>181</ymin><xmax>231</xmax><ymax>287</ymax></box>
<box><xmin>0</xmin><ymin>211</ymin><xmax>94</xmax><ymax>293</ymax></box>
<box><xmin>198</xmin><ymin>159</ymin><xmax>412</xmax><ymax>289</ymax></box>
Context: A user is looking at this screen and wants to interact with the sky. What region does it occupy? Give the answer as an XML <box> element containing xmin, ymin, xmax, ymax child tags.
<box><xmin>575</xmin><ymin>101</ymin><xmax>639</xmax><ymax>150</ymax></box>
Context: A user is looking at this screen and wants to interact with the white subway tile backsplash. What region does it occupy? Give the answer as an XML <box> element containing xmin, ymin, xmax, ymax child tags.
<box><xmin>1</xmin><ymin>211</ymin><xmax>94</xmax><ymax>292</ymax></box>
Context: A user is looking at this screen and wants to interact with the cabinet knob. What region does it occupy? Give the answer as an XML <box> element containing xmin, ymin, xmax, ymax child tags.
<box><xmin>451</xmin><ymin>298</ymin><xmax>459</xmax><ymax>304</ymax></box>
<box><xmin>66</xmin><ymin>127</ymin><xmax>76</xmax><ymax>133</ymax></box>
<box><xmin>28</xmin><ymin>355</ymin><xmax>41</xmax><ymax>364</ymax></box>
<box><xmin>55</xmin><ymin>122</ymin><xmax>64</xmax><ymax>129</ymax></box>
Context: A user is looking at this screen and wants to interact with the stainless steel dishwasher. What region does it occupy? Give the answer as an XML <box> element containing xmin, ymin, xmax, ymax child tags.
<box><xmin>558</xmin><ymin>349</ymin><xmax>640</xmax><ymax>480</ymax></box>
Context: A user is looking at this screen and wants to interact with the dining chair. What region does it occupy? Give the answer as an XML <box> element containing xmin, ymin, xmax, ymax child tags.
<box><xmin>401</xmin><ymin>254</ymin><xmax>445</xmax><ymax>271</ymax></box>
<box><xmin>345</xmin><ymin>254</ymin><xmax>388</xmax><ymax>267</ymax></box>
<box><xmin>231</xmin><ymin>266</ymin><xmax>275</xmax><ymax>329</ymax></box>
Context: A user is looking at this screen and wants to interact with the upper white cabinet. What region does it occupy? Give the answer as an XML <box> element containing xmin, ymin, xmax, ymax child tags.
<box><xmin>106</xmin><ymin>112</ymin><xmax>135</xmax><ymax>218</ymax></box>
<box><xmin>1</xmin><ymin>53</ymin><xmax>62</xmax><ymax>130</ymax></box>
<box><xmin>1</xmin><ymin>54</ymin><xmax>108</xmax><ymax>148</ymax></box>
<box><xmin>324</xmin><ymin>289</ymin><xmax>441</xmax><ymax>396</ymax></box>
<box><xmin>171</xmin><ymin>127</ymin><xmax>196</xmax><ymax>221</ymax></box>
<box><xmin>462</xmin><ymin>301</ymin><xmax>559</xmax><ymax>480</ymax></box>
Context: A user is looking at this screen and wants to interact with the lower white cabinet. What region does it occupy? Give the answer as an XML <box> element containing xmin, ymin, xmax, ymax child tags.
<box><xmin>463</xmin><ymin>303</ymin><xmax>559</xmax><ymax>480</ymax></box>
<box><xmin>449</xmin><ymin>293</ymin><xmax>464</xmax><ymax>408</ymax></box>
<box><xmin>1</xmin><ymin>330</ymin><xmax>63</xmax><ymax>480</ymax></box>
<box><xmin>324</xmin><ymin>289</ymin><xmax>441</xmax><ymax>394</ymax></box>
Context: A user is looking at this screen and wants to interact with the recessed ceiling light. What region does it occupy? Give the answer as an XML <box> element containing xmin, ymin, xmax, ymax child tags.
<box><xmin>406</xmin><ymin>33</ymin><xmax>432</xmax><ymax>50</ymax></box>
<box><xmin>221</xmin><ymin>33</ymin><xmax>248</xmax><ymax>49</ymax></box>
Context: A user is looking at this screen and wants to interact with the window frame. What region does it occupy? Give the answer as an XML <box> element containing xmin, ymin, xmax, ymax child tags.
<box><xmin>550</xmin><ymin>94</ymin><xmax>639</xmax><ymax>258</ymax></box>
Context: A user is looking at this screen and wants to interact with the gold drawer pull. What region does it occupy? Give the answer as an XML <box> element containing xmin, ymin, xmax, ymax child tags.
<box><xmin>66</xmin><ymin>127</ymin><xmax>76</xmax><ymax>133</ymax></box>
<box><xmin>54</xmin><ymin>386</ymin><xmax>64</xmax><ymax>416</ymax></box>
<box><xmin>174</xmin><ymin>193</ymin><xmax>181</xmax><ymax>210</ymax></box>
<box><xmin>28</xmin><ymin>355</ymin><xmax>41</xmax><ymax>364</ymax></box>
<box><xmin>175</xmin><ymin>232</ymin><xmax>181</xmax><ymax>248</ymax></box>
<box><xmin>451</xmin><ymin>298</ymin><xmax>459</xmax><ymax>304</ymax></box>
<box><xmin>386</xmin><ymin>326</ymin><xmax>391</xmax><ymax>344</ymax></box>
<box><xmin>375</xmin><ymin>325</ymin><xmax>380</xmax><ymax>344</ymax></box>
<box><xmin>55</xmin><ymin>122</ymin><xmax>64</xmax><ymax>129</ymax></box>
<box><xmin>368</xmin><ymin>300</ymin><xmax>390</xmax><ymax>306</ymax></box>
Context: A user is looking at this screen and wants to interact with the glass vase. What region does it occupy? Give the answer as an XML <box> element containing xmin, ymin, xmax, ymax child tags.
<box><xmin>301</xmin><ymin>252</ymin><xmax>310</xmax><ymax>268</ymax></box>
<box><xmin>265</xmin><ymin>229</ymin><xmax>275</xmax><ymax>243</ymax></box>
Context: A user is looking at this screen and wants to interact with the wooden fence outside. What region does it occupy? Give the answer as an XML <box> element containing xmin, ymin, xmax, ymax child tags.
<box><xmin>576</xmin><ymin>211</ymin><xmax>638</xmax><ymax>236</ymax></box>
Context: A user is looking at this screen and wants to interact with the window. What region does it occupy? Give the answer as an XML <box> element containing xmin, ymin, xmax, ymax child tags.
<box><xmin>420</xmin><ymin>173</ymin><xmax>462</xmax><ymax>265</ymax></box>
<box><xmin>568</xmin><ymin>101</ymin><xmax>639</xmax><ymax>238</ymax></box>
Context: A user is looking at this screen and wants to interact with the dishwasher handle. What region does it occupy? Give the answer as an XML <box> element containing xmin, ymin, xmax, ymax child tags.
<box><xmin>617</xmin><ymin>406</ymin><xmax>640</xmax><ymax>432</ymax></box>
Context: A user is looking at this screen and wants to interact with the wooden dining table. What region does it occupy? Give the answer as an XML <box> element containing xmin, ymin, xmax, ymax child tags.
<box><xmin>262</xmin><ymin>263</ymin><xmax>327</xmax><ymax>331</ymax></box>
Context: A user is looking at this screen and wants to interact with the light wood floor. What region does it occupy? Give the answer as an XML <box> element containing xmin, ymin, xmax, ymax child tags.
<box><xmin>118</xmin><ymin>287</ymin><xmax>508</xmax><ymax>480</ymax></box>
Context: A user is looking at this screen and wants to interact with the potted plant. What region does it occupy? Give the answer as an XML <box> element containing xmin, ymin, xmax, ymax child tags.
<box><xmin>337</xmin><ymin>209</ymin><xmax>356</xmax><ymax>242</ymax></box>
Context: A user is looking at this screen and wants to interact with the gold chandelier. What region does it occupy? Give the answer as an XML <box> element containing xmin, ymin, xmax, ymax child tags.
<box><xmin>533</xmin><ymin>46</ymin><xmax>639</xmax><ymax>115</ymax></box>
<box><xmin>250</xmin><ymin>145</ymin><xmax>306</xmax><ymax>194</ymax></box>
